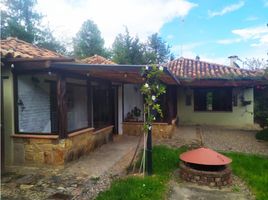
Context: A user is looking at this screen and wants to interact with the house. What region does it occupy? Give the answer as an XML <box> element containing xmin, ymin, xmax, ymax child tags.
<box><xmin>1</xmin><ymin>37</ymin><xmax>267</xmax><ymax>168</ymax></box>
<box><xmin>1</xmin><ymin>38</ymin><xmax>178</xmax><ymax>168</ymax></box>
<box><xmin>165</xmin><ymin>57</ymin><xmax>267</xmax><ymax>128</ymax></box>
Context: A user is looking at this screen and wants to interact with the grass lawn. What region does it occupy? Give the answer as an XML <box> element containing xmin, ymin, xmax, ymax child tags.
<box><xmin>255</xmin><ymin>128</ymin><xmax>268</xmax><ymax>141</ymax></box>
<box><xmin>97</xmin><ymin>146</ymin><xmax>268</xmax><ymax>200</ymax></box>
<box><xmin>225</xmin><ymin>152</ymin><xmax>268</xmax><ymax>200</ymax></box>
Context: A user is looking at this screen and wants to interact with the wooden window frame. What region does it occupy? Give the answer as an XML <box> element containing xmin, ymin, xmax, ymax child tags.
<box><xmin>194</xmin><ymin>87</ymin><xmax>233</xmax><ymax>112</ymax></box>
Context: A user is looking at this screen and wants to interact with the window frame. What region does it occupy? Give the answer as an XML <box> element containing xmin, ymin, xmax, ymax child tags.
<box><xmin>193</xmin><ymin>87</ymin><xmax>233</xmax><ymax>112</ymax></box>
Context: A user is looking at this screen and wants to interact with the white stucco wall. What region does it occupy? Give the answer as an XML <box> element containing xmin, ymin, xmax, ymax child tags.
<box><xmin>123</xmin><ymin>84</ymin><xmax>144</xmax><ymax>121</ymax></box>
<box><xmin>118</xmin><ymin>85</ymin><xmax>123</xmax><ymax>134</ymax></box>
<box><xmin>177</xmin><ymin>87</ymin><xmax>255</xmax><ymax>129</ymax></box>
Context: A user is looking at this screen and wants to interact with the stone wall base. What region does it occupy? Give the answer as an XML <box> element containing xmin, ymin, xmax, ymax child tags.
<box><xmin>12</xmin><ymin>126</ymin><xmax>114</xmax><ymax>166</ymax></box>
<box><xmin>122</xmin><ymin>119</ymin><xmax>176</xmax><ymax>139</ymax></box>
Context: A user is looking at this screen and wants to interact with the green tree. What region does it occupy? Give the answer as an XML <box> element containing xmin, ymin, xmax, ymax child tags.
<box><xmin>36</xmin><ymin>27</ymin><xmax>66</xmax><ymax>54</ymax></box>
<box><xmin>1</xmin><ymin>0</ymin><xmax>66</xmax><ymax>53</ymax></box>
<box><xmin>111</xmin><ymin>28</ymin><xmax>145</xmax><ymax>64</ymax></box>
<box><xmin>144</xmin><ymin>33</ymin><xmax>171</xmax><ymax>64</ymax></box>
<box><xmin>73</xmin><ymin>20</ymin><xmax>107</xmax><ymax>58</ymax></box>
<box><xmin>1</xmin><ymin>0</ymin><xmax>41</xmax><ymax>43</ymax></box>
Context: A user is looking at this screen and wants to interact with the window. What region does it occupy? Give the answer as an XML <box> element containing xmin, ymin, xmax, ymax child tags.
<box><xmin>66</xmin><ymin>83</ymin><xmax>88</xmax><ymax>132</ymax></box>
<box><xmin>17</xmin><ymin>74</ymin><xmax>53</xmax><ymax>133</ymax></box>
<box><xmin>194</xmin><ymin>88</ymin><xmax>232</xmax><ymax>112</ymax></box>
<box><xmin>93</xmin><ymin>83</ymin><xmax>115</xmax><ymax>129</ymax></box>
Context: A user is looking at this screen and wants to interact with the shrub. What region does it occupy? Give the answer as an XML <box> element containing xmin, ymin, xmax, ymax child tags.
<box><xmin>256</xmin><ymin>128</ymin><xmax>268</xmax><ymax>141</ymax></box>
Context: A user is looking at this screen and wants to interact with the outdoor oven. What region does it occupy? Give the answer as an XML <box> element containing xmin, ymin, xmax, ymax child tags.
<box><xmin>179</xmin><ymin>147</ymin><xmax>232</xmax><ymax>187</ymax></box>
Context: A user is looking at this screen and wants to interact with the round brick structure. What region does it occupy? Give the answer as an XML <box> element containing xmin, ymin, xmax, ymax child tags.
<box><xmin>179</xmin><ymin>147</ymin><xmax>232</xmax><ymax>187</ymax></box>
<box><xmin>180</xmin><ymin>162</ymin><xmax>232</xmax><ymax>187</ymax></box>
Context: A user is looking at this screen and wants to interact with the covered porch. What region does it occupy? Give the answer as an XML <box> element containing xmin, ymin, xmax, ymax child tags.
<box><xmin>8</xmin><ymin>59</ymin><xmax>179</xmax><ymax>165</ymax></box>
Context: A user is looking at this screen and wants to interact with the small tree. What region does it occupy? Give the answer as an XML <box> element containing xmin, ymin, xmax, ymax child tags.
<box><xmin>140</xmin><ymin>65</ymin><xmax>166</xmax><ymax>175</ymax></box>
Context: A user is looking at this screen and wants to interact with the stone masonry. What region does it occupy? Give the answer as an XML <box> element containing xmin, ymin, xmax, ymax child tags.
<box><xmin>12</xmin><ymin>126</ymin><xmax>114</xmax><ymax>166</ymax></box>
<box><xmin>180</xmin><ymin>162</ymin><xmax>232</xmax><ymax>187</ymax></box>
<box><xmin>122</xmin><ymin>119</ymin><xmax>176</xmax><ymax>139</ymax></box>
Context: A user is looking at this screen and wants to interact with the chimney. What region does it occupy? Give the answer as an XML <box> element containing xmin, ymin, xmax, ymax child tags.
<box><xmin>228</xmin><ymin>55</ymin><xmax>240</xmax><ymax>68</ymax></box>
<box><xmin>196</xmin><ymin>55</ymin><xmax>200</xmax><ymax>61</ymax></box>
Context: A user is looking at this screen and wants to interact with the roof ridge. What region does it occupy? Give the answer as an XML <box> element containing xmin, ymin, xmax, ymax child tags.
<box><xmin>1</xmin><ymin>37</ymin><xmax>66</xmax><ymax>59</ymax></box>
<box><xmin>165</xmin><ymin>57</ymin><xmax>265</xmax><ymax>80</ymax></box>
<box><xmin>8</xmin><ymin>37</ymin><xmax>62</xmax><ymax>55</ymax></box>
<box><xmin>173</xmin><ymin>57</ymin><xmax>259</xmax><ymax>73</ymax></box>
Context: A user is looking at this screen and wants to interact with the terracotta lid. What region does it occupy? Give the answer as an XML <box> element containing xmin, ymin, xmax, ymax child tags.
<box><xmin>180</xmin><ymin>147</ymin><xmax>232</xmax><ymax>166</ymax></box>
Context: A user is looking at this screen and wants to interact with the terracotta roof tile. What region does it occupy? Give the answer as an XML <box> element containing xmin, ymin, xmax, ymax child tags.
<box><xmin>80</xmin><ymin>55</ymin><xmax>116</xmax><ymax>65</ymax></box>
<box><xmin>165</xmin><ymin>57</ymin><xmax>265</xmax><ymax>80</ymax></box>
<box><xmin>1</xmin><ymin>37</ymin><xmax>65</xmax><ymax>59</ymax></box>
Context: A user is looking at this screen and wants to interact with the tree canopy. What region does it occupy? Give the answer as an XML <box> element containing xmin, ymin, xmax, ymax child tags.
<box><xmin>73</xmin><ymin>20</ymin><xmax>107</xmax><ymax>58</ymax></box>
<box><xmin>111</xmin><ymin>29</ymin><xmax>172</xmax><ymax>65</ymax></box>
<box><xmin>1</xmin><ymin>0</ymin><xmax>66</xmax><ymax>53</ymax></box>
<box><xmin>111</xmin><ymin>28</ymin><xmax>144</xmax><ymax>64</ymax></box>
<box><xmin>144</xmin><ymin>33</ymin><xmax>171</xmax><ymax>64</ymax></box>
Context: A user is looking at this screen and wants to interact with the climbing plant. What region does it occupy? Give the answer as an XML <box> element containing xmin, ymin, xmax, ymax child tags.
<box><xmin>139</xmin><ymin>65</ymin><xmax>166</xmax><ymax>175</ymax></box>
<box><xmin>141</xmin><ymin>65</ymin><xmax>166</xmax><ymax>131</ymax></box>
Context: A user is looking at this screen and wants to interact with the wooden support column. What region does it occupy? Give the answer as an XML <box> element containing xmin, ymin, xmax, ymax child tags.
<box><xmin>57</xmin><ymin>74</ymin><xmax>67</xmax><ymax>139</ymax></box>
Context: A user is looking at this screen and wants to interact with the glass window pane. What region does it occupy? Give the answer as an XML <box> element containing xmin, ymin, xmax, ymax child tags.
<box><xmin>67</xmin><ymin>84</ymin><xmax>88</xmax><ymax>132</ymax></box>
<box><xmin>17</xmin><ymin>75</ymin><xmax>52</xmax><ymax>133</ymax></box>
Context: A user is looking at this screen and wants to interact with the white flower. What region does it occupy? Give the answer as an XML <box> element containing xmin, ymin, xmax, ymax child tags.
<box><xmin>144</xmin><ymin>83</ymin><xmax>149</xmax><ymax>88</ymax></box>
<box><xmin>152</xmin><ymin>95</ymin><xmax>156</xmax><ymax>101</ymax></box>
<box><xmin>148</xmin><ymin>125</ymin><xmax>152</xmax><ymax>130</ymax></box>
<box><xmin>153</xmin><ymin>117</ymin><xmax>156</xmax><ymax>120</ymax></box>
<box><xmin>156</xmin><ymin>85</ymin><xmax>159</xmax><ymax>89</ymax></box>
<box><xmin>145</xmin><ymin>65</ymin><xmax>149</xmax><ymax>70</ymax></box>
<box><xmin>159</xmin><ymin>66</ymin><xmax>164</xmax><ymax>71</ymax></box>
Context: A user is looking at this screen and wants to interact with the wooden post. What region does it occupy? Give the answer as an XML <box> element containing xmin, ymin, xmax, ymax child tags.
<box><xmin>146</xmin><ymin>124</ymin><xmax>153</xmax><ymax>175</ymax></box>
<box><xmin>57</xmin><ymin>74</ymin><xmax>67</xmax><ymax>139</ymax></box>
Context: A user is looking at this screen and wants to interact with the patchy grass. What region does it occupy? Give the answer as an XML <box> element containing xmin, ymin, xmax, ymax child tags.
<box><xmin>96</xmin><ymin>145</ymin><xmax>187</xmax><ymax>200</ymax></box>
<box><xmin>225</xmin><ymin>152</ymin><xmax>268</xmax><ymax>200</ymax></box>
<box><xmin>256</xmin><ymin>128</ymin><xmax>268</xmax><ymax>141</ymax></box>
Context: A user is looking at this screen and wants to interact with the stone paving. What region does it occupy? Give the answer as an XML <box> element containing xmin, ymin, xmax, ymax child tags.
<box><xmin>167</xmin><ymin>181</ymin><xmax>253</xmax><ymax>200</ymax></box>
<box><xmin>156</xmin><ymin>125</ymin><xmax>268</xmax><ymax>155</ymax></box>
<box><xmin>1</xmin><ymin>135</ymin><xmax>138</xmax><ymax>200</ymax></box>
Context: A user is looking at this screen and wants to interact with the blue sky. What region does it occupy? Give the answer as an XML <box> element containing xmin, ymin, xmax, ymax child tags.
<box><xmin>36</xmin><ymin>0</ymin><xmax>268</xmax><ymax>65</ymax></box>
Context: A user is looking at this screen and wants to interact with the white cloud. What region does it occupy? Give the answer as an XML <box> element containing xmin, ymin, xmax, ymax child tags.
<box><xmin>217</xmin><ymin>38</ymin><xmax>242</xmax><ymax>44</ymax></box>
<box><xmin>171</xmin><ymin>42</ymin><xmax>204</xmax><ymax>58</ymax></box>
<box><xmin>208</xmin><ymin>1</ymin><xmax>244</xmax><ymax>17</ymax></box>
<box><xmin>36</xmin><ymin>0</ymin><xmax>197</xmax><ymax>47</ymax></box>
<box><xmin>232</xmin><ymin>25</ymin><xmax>268</xmax><ymax>46</ymax></box>
<box><xmin>170</xmin><ymin>42</ymin><xmax>230</xmax><ymax>65</ymax></box>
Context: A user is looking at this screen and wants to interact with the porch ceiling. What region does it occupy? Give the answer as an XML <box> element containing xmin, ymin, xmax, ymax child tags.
<box><xmin>51</xmin><ymin>62</ymin><xmax>180</xmax><ymax>85</ymax></box>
